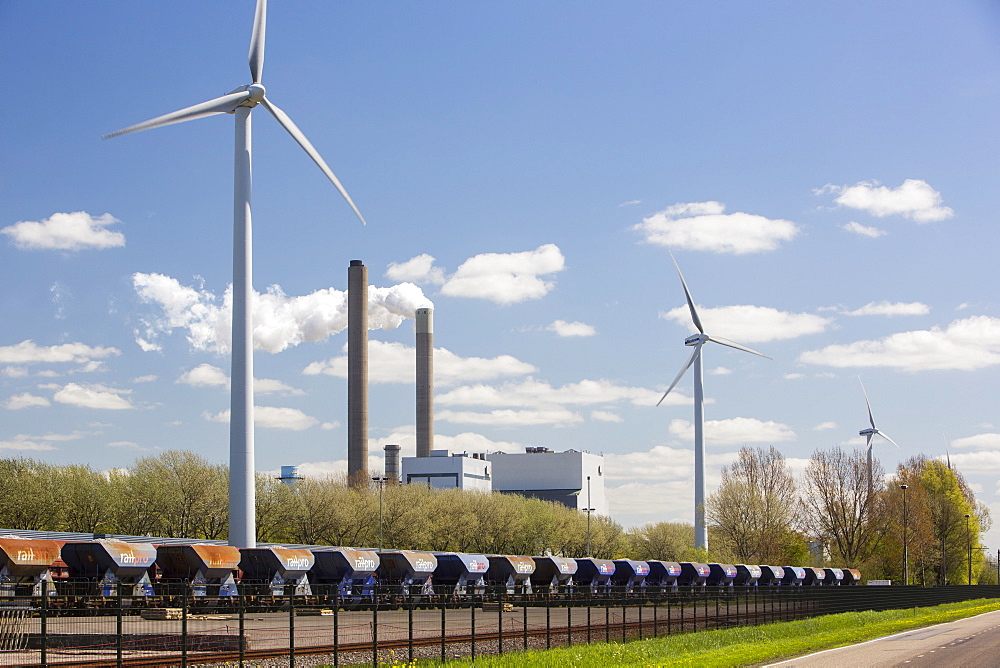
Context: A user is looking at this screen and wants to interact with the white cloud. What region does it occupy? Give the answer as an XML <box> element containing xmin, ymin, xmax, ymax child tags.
<box><xmin>51</xmin><ymin>383</ymin><xmax>133</xmax><ymax>410</ymax></box>
<box><xmin>633</xmin><ymin>201</ymin><xmax>799</xmax><ymax>254</ymax></box>
<box><xmin>437</xmin><ymin>377</ymin><xmax>670</xmax><ymax>409</ymax></box>
<box><xmin>709</xmin><ymin>366</ymin><xmax>732</xmax><ymax>376</ymax></box>
<box><xmin>385</xmin><ymin>254</ymin><xmax>446</xmax><ymax>285</ymax></box>
<box><xmin>133</xmin><ymin>273</ymin><xmax>432</xmax><ymax>354</ymax></box>
<box><xmin>948</xmin><ymin>451</ymin><xmax>1000</xmax><ymax>475</ymax></box>
<box><xmin>605</xmin><ymin>445</ymin><xmax>737</xmax><ymax>482</ymax></box>
<box><xmin>0</xmin><ymin>340</ymin><xmax>120</xmax><ymax>365</ymax></box>
<box><xmin>841</xmin><ymin>221</ymin><xmax>887</xmax><ymax>238</ymax></box>
<box><xmin>813</xmin><ymin>421</ymin><xmax>838</xmax><ymax>431</ymax></box>
<box><xmin>1</xmin><ymin>367</ymin><xmax>28</xmax><ymax>378</ymax></box>
<box><xmin>178</xmin><ymin>364</ymin><xmax>229</xmax><ymax>388</ymax></box>
<box><xmin>668</xmin><ymin>417</ymin><xmax>796</xmax><ymax>446</ymax></box>
<box><xmin>952</xmin><ymin>433</ymin><xmax>1000</xmax><ymax>450</ymax></box>
<box><xmin>440</xmin><ymin>244</ymin><xmax>565</xmax><ymax>304</ymax></box>
<box><xmin>2</xmin><ymin>393</ymin><xmax>50</xmax><ymax>410</ymax></box>
<box><xmin>843</xmin><ymin>301</ymin><xmax>930</xmax><ymax>317</ymax></box>
<box><xmin>799</xmin><ymin>316</ymin><xmax>1000</xmax><ymax>371</ymax></box>
<box><xmin>547</xmin><ymin>320</ymin><xmax>596</xmax><ymax>337</ymax></box>
<box><xmin>820</xmin><ymin>179</ymin><xmax>954</xmax><ymax>223</ymax></box>
<box><xmin>0</xmin><ymin>430</ymin><xmax>88</xmax><ymax>452</ymax></box>
<box><xmin>107</xmin><ymin>441</ymin><xmax>146</xmax><ymax>450</ymax></box>
<box><xmin>590</xmin><ymin>410</ymin><xmax>623</xmax><ymax>423</ymax></box>
<box><xmin>662</xmin><ymin>304</ymin><xmax>830</xmax><ymax>343</ymax></box>
<box><xmin>303</xmin><ymin>340</ymin><xmax>536</xmax><ymax>386</ymax></box>
<box><xmin>1</xmin><ymin>211</ymin><xmax>125</xmax><ymax>251</ymax></box>
<box><xmin>783</xmin><ymin>373</ymin><xmax>805</xmax><ymax>380</ymax></box>
<box><xmin>619</xmin><ymin>200</ymin><xmax>642</xmax><ymax>207</ymax></box>
<box><xmin>132</xmin><ymin>375</ymin><xmax>157</xmax><ymax>383</ymax></box>
<box><xmin>177</xmin><ymin>363</ymin><xmax>302</xmax><ymax>395</ymax></box>
<box><xmin>0</xmin><ymin>437</ymin><xmax>57</xmax><ymax>452</ymax></box>
<box><xmin>204</xmin><ymin>406</ymin><xmax>320</xmax><ymax>431</ymax></box>
<box><xmin>437</xmin><ymin>408</ymin><xmax>583</xmax><ymax>427</ymax></box>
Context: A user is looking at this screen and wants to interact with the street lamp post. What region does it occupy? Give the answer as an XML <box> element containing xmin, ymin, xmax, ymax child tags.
<box><xmin>965</xmin><ymin>513</ymin><xmax>972</xmax><ymax>584</ymax></box>
<box><xmin>584</xmin><ymin>475</ymin><xmax>596</xmax><ymax>556</ymax></box>
<box><xmin>372</xmin><ymin>476</ymin><xmax>389</xmax><ymax>553</ymax></box>
<box><xmin>900</xmin><ymin>484</ymin><xmax>908</xmax><ymax>586</ymax></box>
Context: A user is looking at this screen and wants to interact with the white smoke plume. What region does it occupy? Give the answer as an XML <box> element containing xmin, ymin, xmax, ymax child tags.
<box><xmin>133</xmin><ymin>272</ymin><xmax>433</xmax><ymax>354</ymax></box>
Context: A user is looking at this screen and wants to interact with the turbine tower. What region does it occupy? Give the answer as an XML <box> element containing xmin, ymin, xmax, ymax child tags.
<box><xmin>658</xmin><ymin>253</ymin><xmax>770</xmax><ymax>551</ymax></box>
<box><xmin>858</xmin><ymin>377</ymin><xmax>900</xmax><ymax>494</ymax></box>
<box><xmin>104</xmin><ymin>0</ymin><xmax>367</xmax><ymax>548</ymax></box>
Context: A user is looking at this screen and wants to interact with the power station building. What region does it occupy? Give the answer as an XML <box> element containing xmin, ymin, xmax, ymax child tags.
<box><xmin>401</xmin><ymin>450</ymin><xmax>492</xmax><ymax>491</ymax></box>
<box><xmin>487</xmin><ymin>448</ymin><xmax>608</xmax><ymax>516</ymax></box>
<box><xmin>398</xmin><ymin>447</ymin><xmax>607</xmax><ymax>515</ymax></box>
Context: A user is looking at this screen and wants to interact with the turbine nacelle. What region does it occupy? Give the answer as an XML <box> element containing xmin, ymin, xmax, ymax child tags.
<box><xmin>859</xmin><ymin>428</ymin><xmax>877</xmax><ymax>437</ymax></box>
<box><xmin>244</xmin><ymin>83</ymin><xmax>266</xmax><ymax>106</ymax></box>
<box><xmin>685</xmin><ymin>334</ymin><xmax>706</xmax><ymax>347</ymax></box>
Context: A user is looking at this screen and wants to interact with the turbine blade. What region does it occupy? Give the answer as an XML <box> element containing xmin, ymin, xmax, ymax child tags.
<box><xmin>260</xmin><ymin>96</ymin><xmax>367</xmax><ymax>226</ymax></box>
<box><xmin>859</xmin><ymin>376</ymin><xmax>876</xmax><ymax>429</ymax></box>
<box><xmin>657</xmin><ymin>341</ymin><xmax>702</xmax><ymax>406</ymax></box>
<box><xmin>707</xmin><ymin>335</ymin><xmax>772</xmax><ymax>359</ymax></box>
<box><xmin>248</xmin><ymin>0</ymin><xmax>267</xmax><ymax>83</ymax></box>
<box><xmin>878</xmin><ymin>431</ymin><xmax>901</xmax><ymax>449</ymax></box>
<box><xmin>669</xmin><ymin>252</ymin><xmax>704</xmax><ymax>334</ymax></box>
<box><xmin>103</xmin><ymin>91</ymin><xmax>251</xmax><ymax>139</ymax></box>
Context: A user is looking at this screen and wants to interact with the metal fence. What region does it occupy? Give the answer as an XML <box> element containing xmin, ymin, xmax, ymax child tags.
<box><xmin>2</xmin><ymin>583</ymin><xmax>998</xmax><ymax>666</ymax></box>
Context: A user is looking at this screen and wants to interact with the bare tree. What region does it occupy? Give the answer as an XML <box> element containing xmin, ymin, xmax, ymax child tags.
<box><xmin>801</xmin><ymin>446</ymin><xmax>886</xmax><ymax>564</ymax></box>
<box><xmin>706</xmin><ymin>446</ymin><xmax>797</xmax><ymax>563</ymax></box>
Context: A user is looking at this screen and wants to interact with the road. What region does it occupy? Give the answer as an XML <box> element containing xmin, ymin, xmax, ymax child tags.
<box><xmin>766</xmin><ymin>608</ymin><xmax>1000</xmax><ymax>667</ymax></box>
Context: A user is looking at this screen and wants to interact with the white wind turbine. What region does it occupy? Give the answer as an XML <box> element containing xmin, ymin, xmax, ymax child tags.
<box><xmin>658</xmin><ymin>254</ymin><xmax>771</xmax><ymax>551</ymax></box>
<box><xmin>105</xmin><ymin>0</ymin><xmax>367</xmax><ymax>548</ymax></box>
<box><xmin>858</xmin><ymin>377</ymin><xmax>900</xmax><ymax>494</ymax></box>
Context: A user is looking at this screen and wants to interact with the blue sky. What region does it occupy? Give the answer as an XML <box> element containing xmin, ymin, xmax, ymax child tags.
<box><xmin>3</xmin><ymin>1</ymin><xmax>1000</xmax><ymax>549</ymax></box>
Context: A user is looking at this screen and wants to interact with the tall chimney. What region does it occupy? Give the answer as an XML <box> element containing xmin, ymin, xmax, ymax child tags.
<box><xmin>384</xmin><ymin>443</ymin><xmax>401</xmax><ymax>485</ymax></box>
<box><xmin>416</xmin><ymin>307</ymin><xmax>434</xmax><ymax>457</ymax></box>
<box><xmin>348</xmin><ymin>260</ymin><xmax>368</xmax><ymax>487</ymax></box>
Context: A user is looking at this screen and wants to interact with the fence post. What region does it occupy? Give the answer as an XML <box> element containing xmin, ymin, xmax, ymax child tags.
<box><xmin>496</xmin><ymin>588</ymin><xmax>503</xmax><ymax>655</ymax></box>
<box><xmin>181</xmin><ymin>584</ymin><xmax>188</xmax><ymax>668</ymax></box>
<box><xmin>116</xmin><ymin>581</ymin><xmax>123</xmax><ymax>668</ymax></box>
<box><xmin>333</xmin><ymin>589</ymin><xmax>340</xmax><ymax>668</ymax></box>
<box><xmin>372</xmin><ymin>588</ymin><xmax>378</xmax><ymax>667</ymax></box>
<box><xmin>621</xmin><ymin>594</ymin><xmax>627</xmax><ymax>643</ymax></box>
<box><xmin>289</xmin><ymin>586</ymin><xmax>296</xmax><ymax>668</ymax></box>
<box><xmin>586</xmin><ymin>588</ymin><xmax>592</xmax><ymax>644</ymax></box>
<box><xmin>522</xmin><ymin>593</ymin><xmax>528</xmax><ymax>651</ymax></box>
<box><xmin>545</xmin><ymin>593</ymin><xmax>552</xmax><ymax>649</ymax></box>
<box><xmin>407</xmin><ymin>589</ymin><xmax>413</xmax><ymax>663</ymax></box>
<box><xmin>604</xmin><ymin>595</ymin><xmax>610</xmax><ymax>643</ymax></box>
<box><xmin>39</xmin><ymin>580</ymin><xmax>49</xmax><ymax>666</ymax></box>
<box><xmin>470</xmin><ymin>594</ymin><xmax>476</xmax><ymax>660</ymax></box>
<box><xmin>440</xmin><ymin>599</ymin><xmax>446</xmax><ymax>662</ymax></box>
<box><xmin>239</xmin><ymin>584</ymin><xmax>245</xmax><ymax>668</ymax></box>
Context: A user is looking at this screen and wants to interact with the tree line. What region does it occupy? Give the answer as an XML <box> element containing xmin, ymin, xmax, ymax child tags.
<box><xmin>1</xmin><ymin>446</ymin><xmax>992</xmax><ymax>583</ymax></box>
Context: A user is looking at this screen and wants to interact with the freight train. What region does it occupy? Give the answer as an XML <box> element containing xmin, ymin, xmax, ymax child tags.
<box><xmin>0</xmin><ymin>532</ymin><xmax>861</xmax><ymax>611</ymax></box>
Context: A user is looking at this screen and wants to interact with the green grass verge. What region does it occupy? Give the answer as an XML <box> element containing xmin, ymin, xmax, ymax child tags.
<box><xmin>414</xmin><ymin>598</ymin><xmax>1000</xmax><ymax>667</ymax></box>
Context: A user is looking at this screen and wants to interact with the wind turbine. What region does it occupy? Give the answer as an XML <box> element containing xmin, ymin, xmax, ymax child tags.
<box><xmin>104</xmin><ymin>0</ymin><xmax>367</xmax><ymax>549</ymax></box>
<box><xmin>658</xmin><ymin>253</ymin><xmax>771</xmax><ymax>551</ymax></box>
<box><xmin>857</xmin><ymin>377</ymin><xmax>900</xmax><ymax>495</ymax></box>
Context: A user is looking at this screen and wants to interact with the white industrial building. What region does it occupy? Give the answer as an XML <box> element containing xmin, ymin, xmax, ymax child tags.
<box><xmin>401</xmin><ymin>450</ymin><xmax>492</xmax><ymax>491</ymax></box>
<box><xmin>486</xmin><ymin>448</ymin><xmax>608</xmax><ymax>516</ymax></box>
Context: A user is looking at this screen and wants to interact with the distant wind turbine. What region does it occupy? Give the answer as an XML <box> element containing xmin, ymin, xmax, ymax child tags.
<box><xmin>658</xmin><ymin>253</ymin><xmax>771</xmax><ymax>551</ymax></box>
<box><xmin>104</xmin><ymin>0</ymin><xmax>367</xmax><ymax>548</ymax></box>
<box><xmin>857</xmin><ymin>377</ymin><xmax>900</xmax><ymax>494</ymax></box>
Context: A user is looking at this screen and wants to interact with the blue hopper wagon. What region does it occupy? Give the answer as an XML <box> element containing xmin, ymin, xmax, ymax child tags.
<box><xmin>309</xmin><ymin>548</ymin><xmax>379</xmax><ymax>601</ymax></box>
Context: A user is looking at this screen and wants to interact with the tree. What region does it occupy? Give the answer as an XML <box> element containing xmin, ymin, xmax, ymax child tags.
<box><xmin>800</xmin><ymin>446</ymin><xmax>886</xmax><ymax>564</ymax></box>
<box><xmin>706</xmin><ymin>446</ymin><xmax>798</xmax><ymax>563</ymax></box>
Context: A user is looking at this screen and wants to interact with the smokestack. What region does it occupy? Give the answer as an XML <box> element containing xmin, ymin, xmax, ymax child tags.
<box><xmin>384</xmin><ymin>444</ymin><xmax>401</xmax><ymax>484</ymax></box>
<box><xmin>348</xmin><ymin>260</ymin><xmax>368</xmax><ymax>487</ymax></box>
<box><xmin>416</xmin><ymin>307</ymin><xmax>434</xmax><ymax>457</ymax></box>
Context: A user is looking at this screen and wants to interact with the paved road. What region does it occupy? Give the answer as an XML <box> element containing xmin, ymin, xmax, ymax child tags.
<box><xmin>766</xmin><ymin>608</ymin><xmax>1000</xmax><ymax>667</ymax></box>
